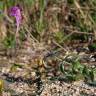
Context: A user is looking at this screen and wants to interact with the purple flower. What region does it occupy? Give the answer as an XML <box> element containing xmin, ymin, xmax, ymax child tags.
<box><xmin>10</xmin><ymin>6</ymin><xmax>22</xmax><ymax>30</ymax></box>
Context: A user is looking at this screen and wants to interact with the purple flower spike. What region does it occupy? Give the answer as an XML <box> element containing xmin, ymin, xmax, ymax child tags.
<box><xmin>10</xmin><ymin>6</ymin><xmax>22</xmax><ymax>30</ymax></box>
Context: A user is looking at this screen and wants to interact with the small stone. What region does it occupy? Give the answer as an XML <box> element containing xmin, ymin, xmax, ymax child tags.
<box><xmin>2</xmin><ymin>68</ymin><xmax>10</xmax><ymax>74</ymax></box>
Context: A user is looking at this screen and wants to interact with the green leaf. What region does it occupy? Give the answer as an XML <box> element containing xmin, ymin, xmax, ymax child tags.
<box><xmin>0</xmin><ymin>1</ymin><xmax>4</xmax><ymax>10</ymax></box>
<box><xmin>67</xmin><ymin>0</ymin><xmax>74</xmax><ymax>4</ymax></box>
<box><xmin>24</xmin><ymin>0</ymin><xmax>35</xmax><ymax>6</ymax></box>
<box><xmin>13</xmin><ymin>63</ymin><xmax>23</xmax><ymax>68</ymax></box>
<box><xmin>19</xmin><ymin>30</ymin><xmax>26</xmax><ymax>41</ymax></box>
<box><xmin>90</xmin><ymin>43</ymin><xmax>96</xmax><ymax>49</ymax></box>
<box><xmin>89</xmin><ymin>69</ymin><xmax>94</xmax><ymax>81</ymax></box>
<box><xmin>39</xmin><ymin>0</ymin><xmax>46</xmax><ymax>12</ymax></box>
<box><xmin>36</xmin><ymin>20</ymin><xmax>44</xmax><ymax>33</ymax></box>
<box><xmin>54</xmin><ymin>31</ymin><xmax>65</xmax><ymax>43</ymax></box>
<box><xmin>36</xmin><ymin>0</ymin><xmax>46</xmax><ymax>34</ymax></box>
<box><xmin>82</xmin><ymin>66</ymin><xmax>92</xmax><ymax>81</ymax></box>
<box><xmin>59</xmin><ymin>63</ymin><xmax>65</xmax><ymax>73</ymax></box>
<box><xmin>66</xmin><ymin>74</ymin><xmax>76</xmax><ymax>81</ymax></box>
<box><xmin>10</xmin><ymin>63</ymin><xmax>23</xmax><ymax>72</ymax></box>
<box><xmin>0</xmin><ymin>1</ymin><xmax>4</xmax><ymax>19</ymax></box>
<box><xmin>75</xmin><ymin>74</ymin><xmax>84</xmax><ymax>80</ymax></box>
<box><xmin>3</xmin><ymin>34</ymin><xmax>16</xmax><ymax>49</ymax></box>
<box><xmin>5</xmin><ymin>0</ymin><xmax>15</xmax><ymax>8</ymax></box>
<box><xmin>72</xmin><ymin>61</ymin><xmax>84</xmax><ymax>73</ymax></box>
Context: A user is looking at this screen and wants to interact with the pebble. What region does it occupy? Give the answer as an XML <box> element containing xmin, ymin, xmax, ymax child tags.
<box><xmin>41</xmin><ymin>81</ymin><xmax>96</xmax><ymax>96</ymax></box>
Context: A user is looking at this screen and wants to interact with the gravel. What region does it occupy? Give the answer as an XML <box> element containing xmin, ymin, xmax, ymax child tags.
<box><xmin>41</xmin><ymin>80</ymin><xmax>96</xmax><ymax>96</ymax></box>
